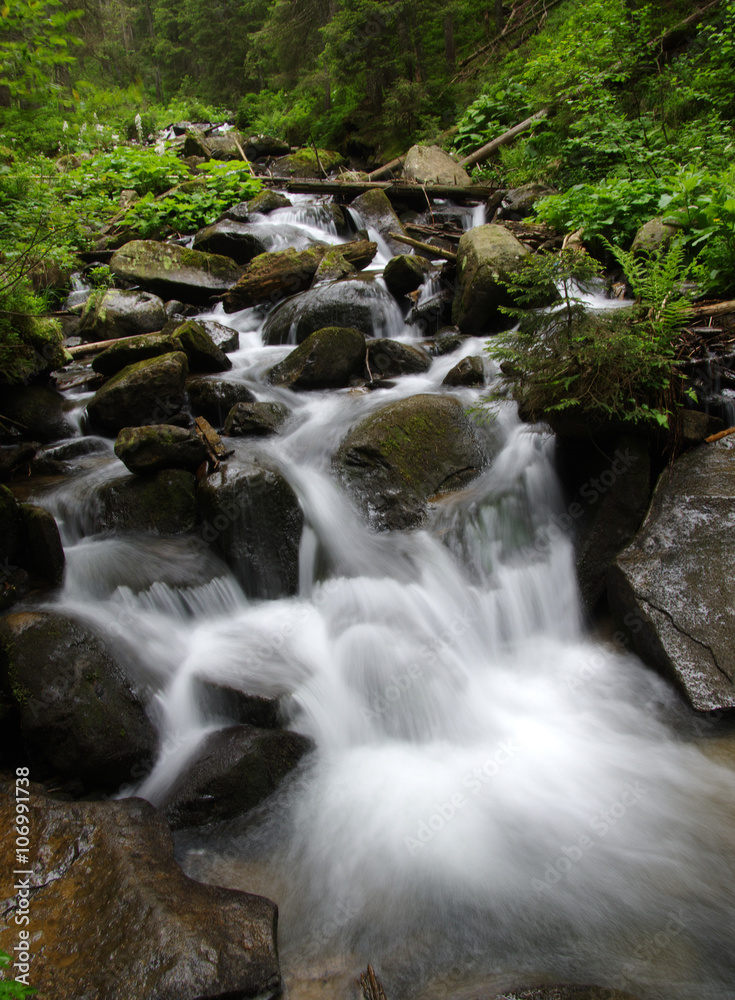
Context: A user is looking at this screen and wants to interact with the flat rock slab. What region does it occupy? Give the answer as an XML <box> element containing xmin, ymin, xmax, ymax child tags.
<box><xmin>0</xmin><ymin>788</ymin><xmax>281</xmax><ymax>1000</ymax></box>
<box><xmin>609</xmin><ymin>440</ymin><xmax>735</xmax><ymax>711</ymax></box>
<box><xmin>110</xmin><ymin>240</ymin><xmax>242</xmax><ymax>303</ymax></box>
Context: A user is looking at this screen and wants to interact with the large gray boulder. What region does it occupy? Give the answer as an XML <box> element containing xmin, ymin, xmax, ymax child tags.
<box><xmin>403</xmin><ymin>144</ymin><xmax>471</xmax><ymax>186</ymax></box>
<box><xmin>349</xmin><ymin>189</ymin><xmax>409</xmax><ymax>256</ymax></box>
<box><xmin>608</xmin><ymin>440</ymin><xmax>735</xmax><ymax>711</ymax></box>
<box><xmin>0</xmin><ymin>610</ymin><xmax>156</xmax><ymax>789</ymax></box>
<box><xmin>0</xmin><ymin>788</ymin><xmax>281</xmax><ymax>1000</ymax></box>
<box><xmin>79</xmin><ymin>289</ymin><xmax>167</xmax><ymax>342</ymax></box>
<box><xmin>198</xmin><ymin>462</ymin><xmax>303</xmax><ymax>598</ymax></box>
<box><xmin>268</xmin><ymin>327</ymin><xmax>366</xmax><ymax>390</ymax></box>
<box><xmin>86</xmin><ymin>351</ymin><xmax>189</xmax><ymax>435</ymax></box>
<box><xmin>333</xmin><ymin>394</ymin><xmax>485</xmax><ymax>530</ymax></box>
<box><xmin>110</xmin><ymin>240</ymin><xmax>242</xmax><ymax>303</ymax></box>
<box><xmin>452</xmin><ymin>224</ymin><xmax>529</xmax><ymax>335</ymax></box>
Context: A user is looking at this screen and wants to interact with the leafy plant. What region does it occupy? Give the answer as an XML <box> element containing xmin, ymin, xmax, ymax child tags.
<box><xmin>0</xmin><ymin>948</ymin><xmax>36</xmax><ymax>998</ymax></box>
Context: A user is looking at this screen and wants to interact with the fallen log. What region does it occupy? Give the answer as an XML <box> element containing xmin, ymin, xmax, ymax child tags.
<box><xmin>458</xmin><ymin>108</ymin><xmax>549</xmax><ymax>169</ymax></box>
<box><xmin>195</xmin><ymin>416</ymin><xmax>232</xmax><ymax>462</ymax></box>
<box><xmin>262</xmin><ymin>177</ymin><xmax>493</xmax><ymax>205</ymax></box>
<box><xmin>222</xmin><ymin>240</ymin><xmax>377</xmax><ymax>312</ymax></box>
<box><xmin>67</xmin><ymin>335</ymin><xmax>138</xmax><ymax>357</ymax></box>
<box><xmin>691</xmin><ymin>300</ymin><xmax>735</xmax><ymax>318</ymax></box>
<box><xmin>706</xmin><ymin>426</ymin><xmax>735</xmax><ymax>443</ymax></box>
<box><xmin>388</xmin><ymin>232</ymin><xmax>457</xmax><ymax>262</ymax></box>
<box><xmin>359</xmin><ymin>965</ymin><xmax>388</xmax><ymax>1000</ymax></box>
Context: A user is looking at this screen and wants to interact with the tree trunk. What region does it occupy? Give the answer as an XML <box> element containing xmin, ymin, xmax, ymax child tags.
<box><xmin>444</xmin><ymin>12</ymin><xmax>456</xmax><ymax>71</ymax></box>
<box><xmin>495</xmin><ymin>0</ymin><xmax>505</xmax><ymax>32</ymax></box>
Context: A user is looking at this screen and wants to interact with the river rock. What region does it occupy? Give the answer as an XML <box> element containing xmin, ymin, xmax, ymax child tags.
<box><xmin>199</xmin><ymin>318</ymin><xmax>240</xmax><ymax>352</ymax></box>
<box><xmin>192</xmin><ymin>221</ymin><xmax>318</xmax><ymax>264</ymax></box>
<box><xmin>384</xmin><ymin>254</ymin><xmax>435</xmax><ymax>298</ymax></box>
<box><xmin>1</xmin><ymin>384</ymin><xmax>76</xmax><ymax>443</ymax></box>
<box><xmin>0</xmin><ymin>488</ymin><xmax>64</xmax><ymax>610</ymax></box>
<box><xmin>432</xmin><ymin>328</ymin><xmax>469</xmax><ymax>355</ymax></box>
<box><xmin>268</xmin><ymin>327</ymin><xmax>366</xmax><ymax>390</ymax></box>
<box><xmin>312</xmin><ymin>248</ymin><xmax>357</xmax><ymax>284</ymax></box>
<box><xmin>168</xmin><ymin>319</ymin><xmax>232</xmax><ymax>373</ymax></box>
<box><xmin>161</xmin><ymin>724</ymin><xmax>312</xmax><ymax>828</ymax></box>
<box><xmin>0</xmin><ymin>610</ymin><xmax>156</xmax><ymax>788</ymax></box>
<box><xmin>187</xmin><ymin>377</ymin><xmax>256</xmax><ymax>426</ymax></box>
<box><xmin>79</xmin><ymin>288</ymin><xmax>167</xmax><ymax>342</ymax></box>
<box><xmin>196</xmin><ymin>680</ymin><xmax>283</xmax><ymax>728</ymax></box>
<box><xmin>495</xmin><ymin>987</ymin><xmax>641</xmax><ymax>1000</ymax></box>
<box><xmin>114</xmin><ymin>425</ymin><xmax>208</xmax><ymax>475</ymax></box>
<box><xmin>631</xmin><ymin>216</ymin><xmax>682</xmax><ymax>255</ymax></box>
<box><xmin>262</xmin><ymin>275</ymin><xmax>401</xmax><ymax>345</ymax></box>
<box><xmin>224</xmin><ymin>402</ymin><xmax>290</xmax><ymax>436</ymax></box>
<box><xmin>198</xmin><ymin>462</ymin><xmax>303</xmax><ymax>598</ymax></box>
<box><xmin>496</xmin><ymin>183</ymin><xmax>556</xmax><ymax>220</ymax></box>
<box><xmin>272</xmin><ymin>148</ymin><xmax>346</xmax><ymax>177</ymax></box>
<box><xmin>608</xmin><ymin>439</ymin><xmax>735</xmax><ymax>711</ymax></box>
<box><xmin>245</xmin><ymin>190</ymin><xmax>292</xmax><ymax>214</ymax></box>
<box><xmin>403</xmin><ymin>144</ymin><xmax>471</xmax><ymax>186</ymax></box>
<box><xmin>0</xmin><ymin>789</ymin><xmax>282</xmax><ymax>999</ymax></box>
<box><xmin>18</xmin><ymin>502</ymin><xmax>65</xmax><ymax>584</ymax></box>
<box><xmin>334</xmin><ymin>394</ymin><xmax>485</xmax><ymax>530</ymax></box>
<box><xmin>442</xmin><ymin>355</ymin><xmax>485</xmax><ymax>387</ymax></box>
<box><xmin>452</xmin><ymin>224</ymin><xmax>529</xmax><ymax>335</ymax></box>
<box><xmin>366</xmin><ymin>339</ymin><xmax>432</xmax><ymax>379</ymax></box>
<box><xmin>110</xmin><ymin>240</ymin><xmax>242</xmax><ymax>303</ymax></box>
<box><xmin>242</xmin><ymin>134</ymin><xmax>291</xmax><ymax>160</ymax></box>
<box><xmin>349</xmin><ymin>189</ymin><xmax>409</xmax><ymax>256</ymax></box>
<box><xmin>92</xmin><ymin>331</ymin><xmax>180</xmax><ymax>376</ymax></box>
<box><xmin>97</xmin><ymin>468</ymin><xmax>198</xmax><ymax>534</ymax></box>
<box><xmin>87</xmin><ymin>351</ymin><xmax>189</xmax><ymax>435</ymax></box>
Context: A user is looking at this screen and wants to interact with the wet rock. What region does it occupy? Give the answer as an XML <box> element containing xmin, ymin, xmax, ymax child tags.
<box><xmin>312</xmin><ymin>248</ymin><xmax>356</xmax><ymax>284</ymax></box>
<box><xmin>110</xmin><ymin>240</ymin><xmax>242</xmax><ymax>303</ymax></box>
<box><xmin>349</xmin><ymin>188</ymin><xmax>408</xmax><ymax>256</ymax></box>
<box><xmin>246</xmin><ymin>189</ymin><xmax>292</xmax><ymax>213</ymax></box>
<box><xmin>0</xmin><ymin>611</ymin><xmax>156</xmax><ymax>788</ymax></box>
<box><xmin>366</xmin><ymin>339</ymin><xmax>432</xmax><ymax>379</ymax></box>
<box><xmin>0</xmin><ymin>315</ymin><xmax>70</xmax><ymax>384</ymax></box>
<box><xmin>0</xmin><ymin>488</ymin><xmax>64</xmax><ymax>610</ymax></box>
<box><xmin>196</xmin><ymin>680</ymin><xmax>284</xmax><ymax>728</ymax></box>
<box><xmin>334</xmin><ymin>394</ymin><xmax>485</xmax><ymax>530</ymax></box>
<box><xmin>18</xmin><ymin>502</ymin><xmax>65</xmax><ymax>585</ymax></box>
<box><xmin>164</xmin><ymin>298</ymin><xmax>199</xmax><ymax>320</ymax></box>
<box><xmin>97</xmin><ymin>468</ymin><xmax>198</xmax><ymax>535</ymax></box>
<box><xmin>681</xmin><ymin>409</ymin><xmax>724</xmax><ymax>446</ymax></box>
<box><xmin>452</xmin><ymin>224</ymin><xmax>529</xmax><ymax>335</ymax></box>
<box><xmin>403</xmin><ymin>144</ymin><xmax>471</xmax><ymax>186</ymax></box>
<box><xmin>79</xmin><ymin>289</ymin><xmax>167</xmax><ymax>342</ymax></box>
<box><xmin>262</xmin><ymin>275</ymin><xmax>401</xmax><ymax>345</ymax></box>
<box><xmin>0</xmin><ymin>442</ymin><xmax>37</xmax><ymax>480</ymax></box>
<box><xmin>0</xmin><ymin>790</ymin><xmax>282</xmax><ymax>1000</ymax></box>
<box><xmin>431</xmin><ymin>328</ymin><xmax>469</xmax><ymax>355</ymax></box>
<box><xmin>272</xmin><ymin>148</ymin><xmax>346</xmax><ymax>177</ymax></box>
<box><xmin>168</xmin><ymin>319</ymin><xmax>232</xmax><ymax>373</ymax></box>
<box><xmin>198</xmin><ymin>461</ymin><xmax>303</xmax><ymax>598</ymax></box>
<box><xmin>161</xmin><ymin>724</ymin><xmax>312</xmax><ymax>828</ymax></box>
<box><xmin>199</xmin><ymin>318</ymin><xmax>240</xmax><ymax>352</ymax></box>
<box><xmin>384</xmin><ymin>254</ymin><xmax>435</xmax><ymax>298</ymax></box>
<box><xmin>224</xmin><ymin>402</ymin><xmax>291</xmax><ymax>436</ymax></box>
<box><xmin>1</xmin><ymin>384</ymin><xmax>76</xmax><ymax>443</ymax></box>
<box><xmin>187</xmin><ymin>377</ymin><xmax>256</xmax><ymax>427</ymax></box>
<box><xmin>92</xmin><ymin>331</ymin><xmax>180</xmax><ymax>376</ymax></box>
<box><xmin>442</xmin><ymin>355</ymin><xmax>485</xmax><ymax>387</ymax></box>
<box><xmin>496</xmin><ymin>183</ymin><xmax>556</xmax><ymax>220</ymax></box>
<box><xmin>268</xmin><ymin>327</ymin><xmax>366</xmax><ymax>390</ymax></box>
<box><xmin>608</xmin><ymin>439</ymin><xmax>735</xmax><ymax>711</ymax></box>
<box><xmin>114</xmin><ymin>424</ymin><xmax>208</xmax><ymax>475</ymax></box>
<box><xmin>31</xmin><ymin>437</ymin><xmax>109</xmax><ymax>477</ymax></box>
<box><xmin>86</xmin><ymin>351</ymin><xmax>189</xmax><ymax>435</ymax></box>
<box><xmin>495</xmin><ymin>987</ymin><xmax>641</xmax><ymax>1000</ymax></box>
<box><xmin>192</xmin><ymin>221</ymin><xmax>319</xmax><ymax>264</ymax></box>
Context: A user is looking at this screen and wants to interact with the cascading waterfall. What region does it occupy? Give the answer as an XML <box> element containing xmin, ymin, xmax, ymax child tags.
<box><xmin>30</xmin><ymin>194</ymin><xmax>735</xmax><ymax>1000</ymax></box>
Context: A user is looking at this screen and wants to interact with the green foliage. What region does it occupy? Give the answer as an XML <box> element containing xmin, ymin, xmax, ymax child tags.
<box><xmin>0</xmin><ymin>0</ymin><xmax>83</xmax><ymax>102</ymax></box>
<box><xmin>453</xmin><ymin>83</ymin><xmax>534</xmax><ymax>156</ymax></box>
<box><xmin>0</xmin><ymin>950</ymin><xmax>36</xmax><ymax>999</ymax></box>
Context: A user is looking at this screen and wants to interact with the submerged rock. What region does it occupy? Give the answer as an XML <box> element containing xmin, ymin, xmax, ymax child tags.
<box><xmin>114</xmin><ymin>424</ymin><xmax>208</xmax><ymax>475</ymax></box>
<box><xmin>608</xmin><ymin>440</ymin><xmax>735</xmax><ymax>711</ymax></box>
<box><xmin>452</xmin><ymin>224</ymin><xmax>529</xmax><ymax>335</ymax></box>
<box><xmin>0</xmin><ymin>789</ymin><xmax>281</xmax><ymax>999</ymax></box>
<box><xmin>0</xmin><ymin>610</ymin><xmax>156</xmax><ymax>789</ymax></box>
<box><xmin>334</xmin><ymin>394</ymin><xmax>485</xmax><ymax>530</ymax></box>
<box><xmin>87</xmin><ymin>351</ymin><xmax>189</xmax><ymax>435</ymax></box>
<box><xmin>161</xmin><ymin>724</ymin><xmax>312</xmax><ymax>828</ymax></box>
<box><xmin>110</xmin><ymin>240</ymin><xmax>242</xmax><ymax>303</ymax></box>
<box><xmin>79</xmin><ymin>288</ymin><xmax>167</xmax><ymax>342</ymax></box>
<box><xmin>268</xmin><ymin>327</ymin><xmax>366</xmax><ymax>390</ymax></box>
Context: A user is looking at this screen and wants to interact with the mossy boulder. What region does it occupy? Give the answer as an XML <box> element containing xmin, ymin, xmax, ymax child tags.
<box><xmin>384</xmin><ymin>254</ymin><xmax>435</xmax><ymax>298</ymax></box>
<box><xmin>0</xmin><ymin>315</ymin><xmax>70</xmax><ymax>384</ymax></box>
<box><xmin>333</xmin><ymin>393</ymin><xmax>486</xmax><ymax>530</ymax></box>
<box><xmin>349</xmin><ymin>189</ymin><xmax>408</xmax><ymax>256</ymax></box>
<box><xmin>631</xmin><ymin>216</ymin><xmax>682</xmax><ymax>255</ymax></box>
<box><xmin>272</xmin><ymin>148</ymin><xmax>346</xmax><ymax>178</ymax></box>
<box><xmin>92</xmin><ymin>331</ymin><xmax>180</xmax><ymax>376</ymax></box>
<box><xmin>97</xmin><ymin>468</ymin><xmax>198</xmax><ymax>534</ymax></box>
<box><xmin>1</xmin><ymin>384</ymin><xmax>76</xmax><ymax>443</ymax></box>
<box><xmin>79</xmin><ymin>289</ymin><xmax>167</xmax><ymax>343</ymax></box>
<box><xmin>452</xmin><ymin>224</ymin><xmax>529</xmax><ymax>335</ymax></box>
<box><xmin>268</xmin><ymin>327</ymin><xmax>366</xmax><ymax>390</ymax></box>
<box><xmin>18</xmin><ymin>503</ymin><xmax>65</xmax><ymax>585</ymax></box>
<box><xmin>161</xmin><ymin>724</ymin><xmax>312</xmax><ymax>829</ymax></box>
<box><xmin>192</xmin><ymin>221</ymin><xmax>318</xmax><ymax>264</ymax></box>
<box><xmin>366</xmin><ymin>339</ymin><xmax>432</xmax><ymax>379</ymax></box>
<box><xmin>186</xmin><ymin>376</ymin><xmax>256</xmax><ymax>427</ymax></box>
<box><xmin>169</xmin><ymin>319</ymin><xmax>232</xmax><ymax>373</ymax></box>
<box><xmin>86</xmin><ymin>351</ymin><xmax>189</xmax><ymax>435</ymax></box>
<box><xmin>0</xmin><ymin>488</ymin><xmax>64</xmax><ymax>610</ymax></box>
<box><xmin>198</xmin><ymin>462</ymin><xmax>303</xmax><ymax>598</ymax></box>
<box><xmin>312</xmin><ymin>249</ymin><xmax>356</xmax><ymax>284</ymax></box>
<box><xmin>0</xmin><ymin>610</ymin><xmax>157</xmax><ymax>789</ymax></box>
<box><xmin>198</xmin><ymin>318</ymin><xmax>240</xmax><ymax>352</ymax></box>
<box><xmin>110</xmin><ymin>240</ymin><xmax>242</xmax><ymax>303</ymax></box>
<box><xmin>114</xmin><ymin>425</ymin><xmax>208</xmax><ymax>476</ymax></box>
<box><xmin>442</xmin><ymin>355</ymin><xmax>485</xmax><ymax>387</ymax></box>
<box><xmin>223</xmin><ymin>402</ymin><xmax>290</xmax><ymax>437</ymax></box>
<box><xmin>245</xmin><ymin>190</ymin><xmax>292</xmax><ymax>214</ymax></box>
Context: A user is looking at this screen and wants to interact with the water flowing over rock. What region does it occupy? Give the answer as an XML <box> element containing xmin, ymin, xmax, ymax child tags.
<box><xmin>86</xmin><ymin>351</ymin><xmax>189</xmax><ymax>435</ymax></box>
<box><xmin>452</xmin><ymin>224</ymin><xmax>529</xmax><ymax>335</ymax></box>
<box><xmin>0</xmin><ymin>788</ymin><xmax>282</xmax><ymax>999</ymax></box>
<box><xmin>403</xmin><ymin>144</ymin><xmax>471</xmax><ymax>186</ymax></box>
<box><xmin>192</xmin><ymin>221</ymin><xmax>320</xmax><ymax>264</ymax></box>
<box><xmin>198</xmin><ymin>462</ymin><xmax>303</xmax><ymax>598</ymax></box>
<box><xmin>0</xmin><ymin>611</ymin><xmax>156</xmax><ymax>789</ymax></box>
<box><xmin>110</xmin><ymin>240</ymin><xmax>242</xmax><ymax>303</ymax></box>
<box><xmin>333</xmin><ymin>393</ymin><xmax>486</xmax><ymax>529</ymax></box>
<box><xmin>79</xmin><ymin>288</ymin><xmax>167</xmax><ymax>342</ymax></box>
<box><xmin>262</xmin><ymin>275</ymin><xmax>403</xmax><ymax>345</ymax></box>
<box><xmin>114</xmin><ymin>425</ymin><xmax>208</xmax><ymax>475</ymax></box>
<box><xmin>245</xmin><ymin>189</ymin><xmax>292</xmax><ymax>213</ymax></box>
<box><xmin>609</xmin><ymin>440</ymin><xmax>735</xmax><ymax>711</ymax></box>
<box><xmin>268</xmin><ymin>326</ymin><xmax>366</xmax><ymax>390</ymax></box>
<box><xmin>349</xmin><ymin>188</ymin><xmax>409</xmax><ymax>256</ymax></box>
<box><xmin>383</xmin><ymin>254</ymin><xmax>436</xmax><ymax>299</ymax></box>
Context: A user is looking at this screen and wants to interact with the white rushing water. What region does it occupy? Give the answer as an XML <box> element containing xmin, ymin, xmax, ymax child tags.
<box><xmin>34</xmin><ymin>195</ymin><xmax>735</xmax><ymax>1000</ymax></box>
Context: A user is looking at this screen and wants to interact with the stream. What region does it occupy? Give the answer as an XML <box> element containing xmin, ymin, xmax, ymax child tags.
<box><xmin>27</xmin><ymin>195</ymin><xmax>735</xmax><ymax>999</ymax></box>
